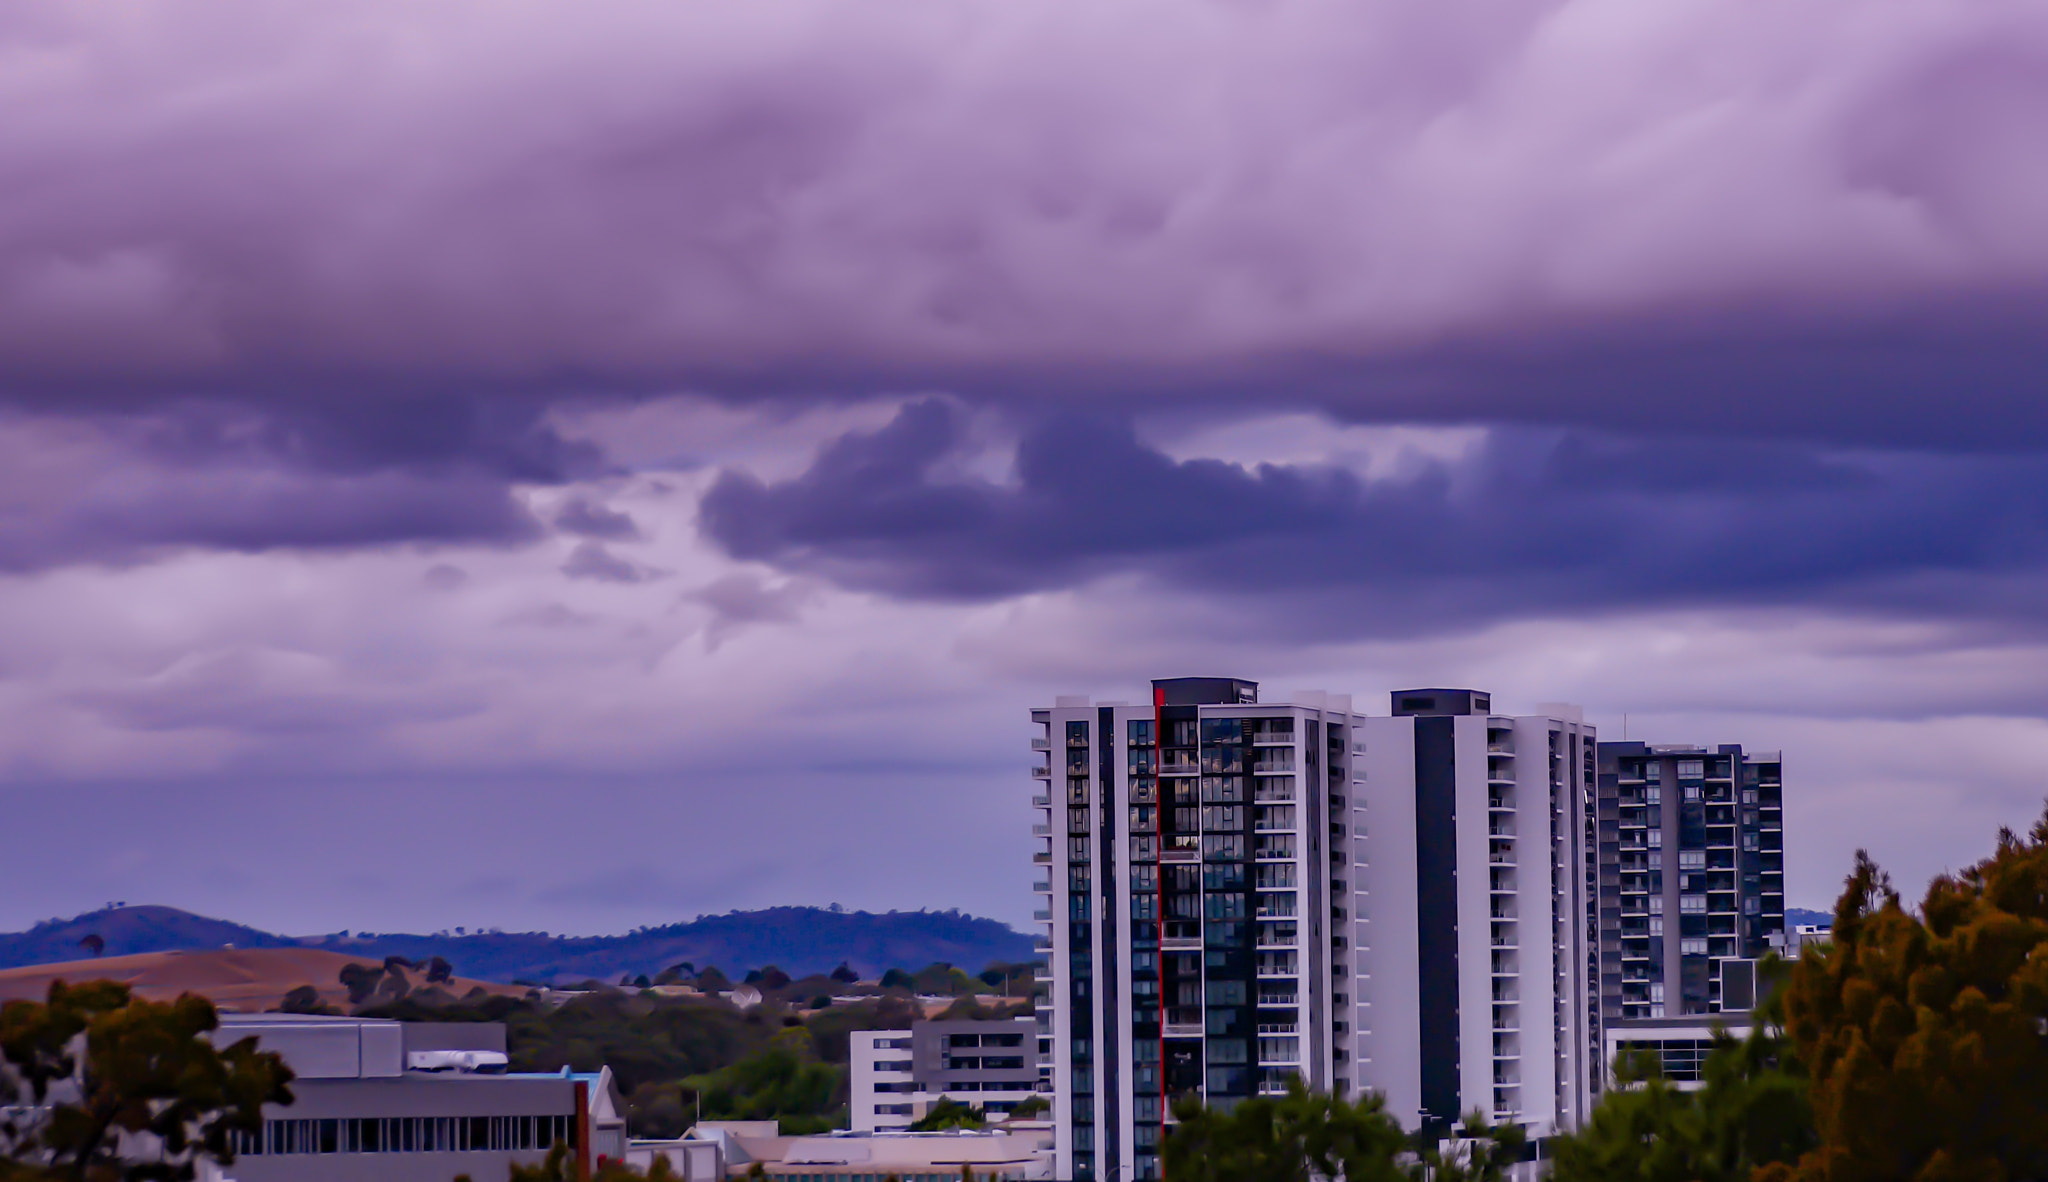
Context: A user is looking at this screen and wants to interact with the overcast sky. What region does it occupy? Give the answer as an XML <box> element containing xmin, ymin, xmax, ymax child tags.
<box><xmin>6</xmin><ymin>0</ymin><xmax>2048</xmax><ymax>937</ymax></box>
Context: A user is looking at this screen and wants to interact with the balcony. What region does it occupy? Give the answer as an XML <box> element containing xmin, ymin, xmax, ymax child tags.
<box><xmin>1031</xmin><ymin>737</ymin><xmax>1051</xmax><ymax>751</ymax></box>
<box><xmin>1031</xmin><ymin>794</ymin><xmax>1050</xmax><ymax>807</ymax></box>
<box><xmin>1033</xmin><ymin>910</ymin><xmax>1051</xmax><ymax>921</ymax></box>
<box><xmin>1256</xmin><ymin>1022</ymin><xmax>1299</xmax><ymax>1035</ymax></box>
<box><xmin>1164</xmin><ymin>1022</ymin><xmax>1203</xmax><ymax>1038</ymax></box>
<box><xmin>1032</xmin><ymin>824</ymin><xmax>1050</xmax><ymax>836</ymax></box>
<box><xmin>1252</xmin><ymin>729</ymin><xmax>1295</xmax><ymax>746</ymax></box>
<box><xmin>1032</xmin><ymin>852</ymin><xmax>1052</xmax><ymax>864</ymax></box>
<box><xmin>1030</xmin><ymin>764</ymin><xmax>1051</xmax><ymax>779</ymax></box>
<box><xmin>1032</xmin><ymin>880</ymin><xmax>1051</xmax><ymax>893</ymax></box>
<box><xmin>1252</xmin><ymin>757</ymin><xmax>1296</xmax><ymax>775</ymax></box>
<box><xmin>1257</xmin><ymin>992</ymin><xmax>1299</xmax><ymax>1007</ymax></box>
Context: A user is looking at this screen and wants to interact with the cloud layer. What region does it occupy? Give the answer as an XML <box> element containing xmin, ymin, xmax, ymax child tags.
<box><xmin>5</xmin><ymin>2</ymin><xmax>2048</xmax><ymax>936</ymax></box>
<box><xmin>702</xmin><ymin>400</ymin><xmax>2048</xmax><ymax>631</ymax></box>
<box><xmin>2</xmin><ymin>0</ymin><xmax>2048</xmax><ymax>442</ymax></box>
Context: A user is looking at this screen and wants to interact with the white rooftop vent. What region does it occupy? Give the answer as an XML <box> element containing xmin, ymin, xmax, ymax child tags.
<box><xmin>406</xmin><ymin>1050</ymin><xmax>509</xmax><ymax>1074</ymax></box>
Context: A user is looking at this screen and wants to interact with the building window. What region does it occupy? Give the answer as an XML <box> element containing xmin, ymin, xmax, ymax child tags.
<box><xmin>234</xmin><ymin>1115</ymin><xmax>575</xmax><ymax>1156</ymax></box>
<box><xmin>1680</xmin><ymin>938</ymin><xmax>1708</xmax><ymax>956</ymax></box>
<box><xmin>1677</xmin><ymin>760</ymin><xmax>1704</xmax><ymax>779</ymax></box>
<box><xmin>1203</xmin><ymin>834</ymin><xmax>1245</xmax><ymax>861</ymax></box>
<box><xmin>1680</xmin><ymin>895</ymin><xmax>1707</xmax><ymax>914</ymax></box>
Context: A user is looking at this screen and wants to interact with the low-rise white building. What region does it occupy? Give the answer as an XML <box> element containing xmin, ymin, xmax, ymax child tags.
<box><xmin>1601</xmin><ymin>1016</ymin><xmax>1758</xmax><ymax>1092</ymax></box>
<box><xmin>633</xmin><ymin>1121</ymin><xmax>1054</xmax><ymax>1181</ymax></box>
<box><xmin>850</xmin><ymin>1020</ymin><xmax>1041</xmax><ymax>1132</ymax></box>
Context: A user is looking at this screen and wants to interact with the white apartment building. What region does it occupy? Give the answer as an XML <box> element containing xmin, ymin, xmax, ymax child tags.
<box><xmin>1030</xmin><ymin>680</ymin><xmax>1597</xmax><ymax>1181</ymax></box>
<box><xmin>1350</xmin><ymin>689</ymin><xmax>1601</xmax><ymax>1136</ymax></box>
<box><xmin>850</xmin><ymin>1020</ymin><xmax>1040</xmax><ymax>1132</ymax></box>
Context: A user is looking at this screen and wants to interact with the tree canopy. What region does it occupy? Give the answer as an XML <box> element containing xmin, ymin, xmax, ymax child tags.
<box><xmin>0</xmin><ymin>980</ymin><xmax>293</xmax><ymax>1182</ymax></box>
<box><xmin>1762</xmin><ymin>807</ymin><xmax>2048</xmax><ymax>1182</ymax></box>
<box><xmin>1550</xmin><ymin>1015</ymin><xmax>1811</xmax><ymax>1182</ymax></box>
<box><xmin>1162</xmin><ymin>1081</ymin><xmax>1412</xmax><ymax>1182</ymax></box>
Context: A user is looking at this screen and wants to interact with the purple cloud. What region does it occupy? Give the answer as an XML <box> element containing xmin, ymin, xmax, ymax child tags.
<box><xmin>554</xmin><ymin>497</ymin><xmax>643</xmax><ymax>541</ymax></box>
<box><xmin>0</xmin><ymin>1</ymin><xmax>2042</xmax><ymax>444</ymax></box>
<box><xmin>701</xmin><ymin>400</ymin><xmax>2048</xmax><ymax>630</ymax></box>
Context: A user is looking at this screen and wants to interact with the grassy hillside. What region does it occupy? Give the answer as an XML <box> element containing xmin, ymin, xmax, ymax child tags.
<box><xmin>0</xmin><ymin>904</ymin><xmax>1035</xmax><ymax>984</ymax></box>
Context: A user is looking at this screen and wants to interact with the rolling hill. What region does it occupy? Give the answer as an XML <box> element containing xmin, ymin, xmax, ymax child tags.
<box><xmin>0</xmin><ymin>905</ymin><xmax>1037</xmax><ymax>985</ymax></box>
<box><xmin>0</xmin><ymin>947</ymin><xmax>526</xmax><ymax>1013</ymax></box>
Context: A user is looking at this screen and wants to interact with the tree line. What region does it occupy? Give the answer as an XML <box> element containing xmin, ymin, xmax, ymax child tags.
<box><xmin>1170</xmin><ymin>801</ymin><xmax>2048</xmax><ymax>1182</ymax></box>
<box><xmin>10</xmin><ymin>803</ymin><xmax>2048</xmax><ymax>1180</ymax></box>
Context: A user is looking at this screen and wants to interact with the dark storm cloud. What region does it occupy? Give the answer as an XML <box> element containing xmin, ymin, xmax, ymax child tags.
<box><xmin>554</xmin><ymin>497</ymin><xmax>643</xmax><ymax>541</ymax></box>
<box><xmin>561</xmin><ymin>541</ymin><xmax>654</xmax><ymax>584</ymax></box>
<box><xmin>1</xmin><ymin>1</ymin><xmax>2047</xmax><ymax>447</ymax></box>
<box><xmin>700</xmin><ymin>400</ymin><xmax>2048</xmax><ymax>628</ymax></box>
<box><xmin>0</xmin><ymin>394</ymin><xmax>600</xmax><ymax>571</ymax></box>
<box><xmin>0</xmin><ymin>428</ymin><xmax>543</xmax><ymax>573</ymax></box>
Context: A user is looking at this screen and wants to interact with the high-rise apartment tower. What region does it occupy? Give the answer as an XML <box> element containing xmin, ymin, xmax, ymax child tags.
<box><xmin>1592</xmin><ymin>744</ymin><xmax>1786</xmax><ymax>1020</ymax></box>
<box><xmin>1031</xmin><ymin>680</ymin><xmax>1599</xmax><ymax>1181</ymax></box>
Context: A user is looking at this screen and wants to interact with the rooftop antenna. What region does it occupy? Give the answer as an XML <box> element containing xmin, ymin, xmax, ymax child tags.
<box><xmin>1623</xmin><ymin>713</ymin><xmax>1628</xmax><ymax>741</ymax></box>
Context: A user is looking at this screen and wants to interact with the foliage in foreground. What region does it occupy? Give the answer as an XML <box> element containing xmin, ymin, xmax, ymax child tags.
<box><xmin>1550</xmin><ymin>1012</ymin><xmax>1811</xmax><ymax>1182</ymax></box>
<box><xmin>1163</xmin><ymin>1081</ymin><xmax>1518</xmax><ymax>1182</ymax></box>
<box><xmin>1763</xmin><ymin>805</ymin><xmax>2048</xmax><ymax>1182</ymax></box>
<box><xmin>0</xmin><ymin>981</ymin><xmax>293</xmax><ymax>1182</ymax></box>
<box><xmin>501</xmin><ymin>1141</ymin><xmax>681</xmax><ymax>1182</ymax></box>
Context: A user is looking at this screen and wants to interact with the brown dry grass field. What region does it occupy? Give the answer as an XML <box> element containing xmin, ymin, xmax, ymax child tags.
<box><xmin>0</xmin><ymin>947</ymin><xmax>526</xmax><ymax>1013</ymax></box>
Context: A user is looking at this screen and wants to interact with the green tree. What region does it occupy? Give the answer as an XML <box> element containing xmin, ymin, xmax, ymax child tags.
<box><xmin>907</xmin><ymin>1098</ymin><xmax>984</xmax><ymax>1132</ymax></box>
<box><xmin>0</xmin><ymin>980</ymin><xmax>294</xmax><ymax>1182</ymax></box>
<box><xmin>1414</xmin><ymin>1111</ymin><xmax>1525</xmax><ymax>1182</ymax></box>
<box><xmin>1764</xmin><ymin>806</ymin><xmax>2048</xmax><ymax>1182</ymax></box>
<box><xmin>679</xmin><ymin>1027</ymin><xmax>842</xmax><ymax>1134</ymax></box>
<box><xmin>1551</xmin><ymin>997</ymin><xmax>1811</xmax><ymax>1182</ymax></box>
<box><xmin>508</xmin><ymin>1141</ymin><xmax>679</xmax><ymax>1182</ymax></box>
<box><xmin>1163</xmin><ymin>1080</ymin><xmax>1408</xmax><ymax>1182</ymax></box>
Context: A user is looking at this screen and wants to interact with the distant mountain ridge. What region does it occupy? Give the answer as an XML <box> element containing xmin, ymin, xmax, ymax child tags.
<box><xmin>0</xmin><ymin>905</ymin><xmax>1036</xmax><ymax>985</ymax></box>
